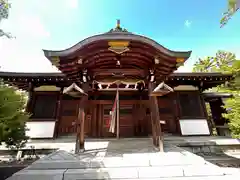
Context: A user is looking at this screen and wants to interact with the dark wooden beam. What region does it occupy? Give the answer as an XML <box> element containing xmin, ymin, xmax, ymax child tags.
<box><xmin>26</xmin><ymin>82</ymin><xmax>34</xmax><ymax>113</ymax></box>
<box><xmin>53</xmin><ymin>87</ymin><xmax>63</xmax><ymax>139</ymax></box>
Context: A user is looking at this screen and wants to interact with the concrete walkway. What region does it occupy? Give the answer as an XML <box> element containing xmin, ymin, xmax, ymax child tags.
<box><xmin>6</xmin><ymin>138</ymin><xmax>240</xmax><ymax>180</ymax></box>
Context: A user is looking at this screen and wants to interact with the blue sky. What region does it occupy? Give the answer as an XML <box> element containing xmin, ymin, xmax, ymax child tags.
<box><xmin>0</xmin><ymin>0</ymin><xmax>240</xmax><ymax>72</ymax></box>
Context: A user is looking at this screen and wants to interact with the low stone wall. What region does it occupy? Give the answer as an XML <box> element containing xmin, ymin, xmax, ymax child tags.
<box><xmin>180</xmin><ymin>144</ymin><xmax>240</xmax><ymax>154</ymax></box>
<box><xmin>178</xmin><ymin>142</ymin><xmax>240</xmax><ymax>168</ymax></box>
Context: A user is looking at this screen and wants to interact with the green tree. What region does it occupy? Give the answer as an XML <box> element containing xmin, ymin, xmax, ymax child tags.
<box><xmin>193</xmin><ymin>51</ymin><xmax>240</xmax><ymax>90</ymax></box>
<box><xmin>0</xmin><ymin>0</ymin><xmax>12</xmax><ymax>38</ymax></box>
<box><xmin>224</xmin><ymin>96</ymin><xmax>240</xmax><ymax>138</ymax></box>
<box><xmin>220</xmin><ymin>0</ymin><xmax>239</xmax><ymax>27</ymax></box>
<box><xmin>193</xmin><ymin>50</ymin><xmax>240</xmax><ymax>137</ymax></box>
<box><xmin>0</xmin><ymin>80</ymin><xmax>29</xmax><ymax>149</ymax></box>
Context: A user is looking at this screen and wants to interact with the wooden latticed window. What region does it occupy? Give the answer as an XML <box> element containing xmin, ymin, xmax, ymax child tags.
<box><xmin>31</xmin><ymin>94</ymin><xmax>58</xmax><ymax>119</ymax></box>
<box><xmin>178</xmin><ymin>92</ymin><xmax>204</xmax><ymax>118</ymax></box>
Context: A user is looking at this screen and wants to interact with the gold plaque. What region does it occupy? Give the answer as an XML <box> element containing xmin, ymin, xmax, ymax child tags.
<box><xmin>108</xmin><ymin>41</ymin><xmax>130</xmax><ymax>54</ymax></box>
<box><xmin>176</xmin><ymin>58</ymin><xmax>185</xmax><ymax>63</ymax></box>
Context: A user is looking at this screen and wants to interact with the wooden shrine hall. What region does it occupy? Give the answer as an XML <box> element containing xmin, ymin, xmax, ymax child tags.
<box><xmin>0</xmin><ymin>21</ymin><xmax>233</xmax><ymax>151</ymax></box>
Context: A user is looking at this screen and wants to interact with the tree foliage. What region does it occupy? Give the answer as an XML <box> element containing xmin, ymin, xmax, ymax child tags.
<box><xmin>220</xmin><ymin>0</ymin><xmax>239</xmax><ymax>28</ymax></box>
<box><xmin>193</xmin><ymin>50</ymin><xmax>240</xmax><ymax>138</ymax></box>
<box><xmin>0</xmin><ymin>0</ymin><xmax>12</xmax><ymax>38</ymax></box>
<box><xmin>193</xmin><ymin>51</ymin><xmax>240</xmax><ymax>91</ymax></box>
<box><xmin>223</xmin><ymin>96</ymin><xmax>240</xmax><ymax>138</ymax></box>
<box><xmin>0</xmin><ymin>80</ymin><xmax>29</xmax><ymax>149</ymax></box>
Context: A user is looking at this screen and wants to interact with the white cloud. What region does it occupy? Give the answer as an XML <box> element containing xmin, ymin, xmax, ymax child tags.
<box><xmin>0</xmin><ymin>37</ymin><xmax>59</xmax><ymax>72</ymax></box>
<box><xmin>2</xmin><ymin>15</ymin><xmax>50</xmax><ymax>40</ymax></box>
<box><xmin>0</xmin><ymin>0</ymin><xmax>71</xmax><ymax>73</ymax></box>
<box><xmin>0</xmin><ymin>0</ymin><xmax>56</xmax><ymax>72</ymax></box>
<box><xmin>184</xmin><ymin>20</ymin><xmax>192</xmax><ymax>28</ymax></box>
<box><xmin>17</xmin><ymin>16</ymin><xmax>50</xmax><ymax>38</ymax></box>
<box><xmin>65</xmin><ymin>0</ymin><xmax>79</xmax><ymax>9</ymax></box>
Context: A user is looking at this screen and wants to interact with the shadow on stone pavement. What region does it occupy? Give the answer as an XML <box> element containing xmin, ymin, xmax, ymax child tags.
<box><xmin>6</xmin><ymin>138</ymin><xmax>240</xmax><ymax>180</ymax></box>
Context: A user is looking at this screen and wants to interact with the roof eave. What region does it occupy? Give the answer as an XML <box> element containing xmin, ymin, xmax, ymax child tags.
<box><xmin>42</xmin><ymin>33</ymin><xmax>192</xmax><ymax>59</ymax></box>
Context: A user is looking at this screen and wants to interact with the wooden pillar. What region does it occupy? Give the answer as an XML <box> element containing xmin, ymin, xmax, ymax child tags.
<box><xmin>26</xmin><ymin>82</ymin><xmax>34</xmax><ymax>113</ymax></box>
<box><xmin>53</xmin><ymin>87</ymin><xmax>63</xmax><ymax>138</ymax></box>
<box><xmin>116</xmin><ymin>84</ymin><xmax>120</xmax><ymax>139</ymax></box>
<box><xmin>75</xmin><ymin>96</ymin><xmax>87</xmax><ymax>153</ymax></box>
<box><xmin>148</xmin><ymin>82</ymin><xmax>164</xmax><ymax>152</ymax></box>
<box><xmin>153</xmin><ymin>96</ymin><xmax>164</xmax><ymax>151</ymax></box>
<box><xmin>76</xmin><ymin>82</ymin><xmax>89</xmax><ymax>153</ymax></box>
<box><xmin>79</xmin><ymin>108</ymin><xmax>85</xmax><ymax>150</ymax></box>
<box><xmin>148</xmin><ymin>83</ymin><xmax>157</xmax><ymax>146</ymax></box>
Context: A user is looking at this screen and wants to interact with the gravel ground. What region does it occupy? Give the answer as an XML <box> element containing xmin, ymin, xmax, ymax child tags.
<box><xmin>0</xmin><ymin>159</ymin><xmax>38</xmax><ymax>180</ymax></box>
<box><xmin>0</xmin><ymin>158</ymin><xmax>38</xmax><ymax>167</ymax></box>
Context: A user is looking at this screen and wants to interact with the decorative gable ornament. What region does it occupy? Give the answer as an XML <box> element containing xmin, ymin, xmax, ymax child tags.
<box><xmin>51</xmin><ymin>56</ymin><xmax>60</xmax><ymax>67</ymax></box>
<box><xmin>176</xmin><ymin>58</ymin><xmax>185</xmax><ymax>68</ymax></box>
<box><xmin>176</xmin><ymin>62</ymin><xmax>184</xmax><ymax>68</ymax></box>
<box><xmin>150</xmin><ymin>82</ymin><xmax>174</xmax><ymax>96</ymax></box>
<box><xmin>108</xmin><ymin>41</ymin><xmax>130</xmax><ymax>54</ymax></box>
<box><xmin>154</xmin><ymin>58</ymin><xmax>160</xmax><ymax>64</ymax></box>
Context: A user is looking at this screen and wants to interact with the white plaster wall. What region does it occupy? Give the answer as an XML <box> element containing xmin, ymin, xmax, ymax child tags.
<box><xmin>179</xmin><ymin>119</ymin><xmax>210</xmax><ymax>135</ymax></box>
<box><xmin>26</xmin><ymin>122</ymin><xmax>55</xmax><ymax>138</ymax></box>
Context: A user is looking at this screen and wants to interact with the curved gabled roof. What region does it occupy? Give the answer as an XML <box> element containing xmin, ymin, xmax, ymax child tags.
<box><xmin>42</xmin><ymin>22</ymin><xmax>193</xmax><ymax>81</ymax></box>
<box><xmin>43</xmin><ymin>27</ymin><xmax>191</xmax><ymax>58</ymax></box>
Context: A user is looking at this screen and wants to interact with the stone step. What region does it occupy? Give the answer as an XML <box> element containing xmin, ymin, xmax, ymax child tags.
<box><xmin>27</xmin><ymin>160</ymin><xmax>210</xmax><ymax>170</ymax></box>
<box><xmin>7</xmin><ymin>165</ymin><xmax>240</xmax><ymax>180</ymax></box>
<box><xmin>27</xmin><ymin>154</ymin><xmax>210</xmax><ymax>170</ymax></box>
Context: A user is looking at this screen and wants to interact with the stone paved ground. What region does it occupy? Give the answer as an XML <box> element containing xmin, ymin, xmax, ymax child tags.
<box><xmin>6</xmin><ymin>138</ymin><xmax>240</xmax><ymax>180</ymax></box>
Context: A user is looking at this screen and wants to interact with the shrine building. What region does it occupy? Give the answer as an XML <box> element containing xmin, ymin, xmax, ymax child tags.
<box><xmin>0</xmin><ymin>22</ymin><xmax>233</xmax><ymax>146</ymax></box>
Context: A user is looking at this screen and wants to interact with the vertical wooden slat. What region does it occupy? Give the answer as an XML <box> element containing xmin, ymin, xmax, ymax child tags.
<box><xmin>98</xmin><ymin>104</ymin><xmax>102</xmax><ymax>137</ymax></box>
<box><xmin>132</xmin><ymin>103</ymin><xmax>137</xmax><ymax>136</ymax></box>
<box><xmin>93</xmin><ymin>104</ymin><xmax>98</xmax><ymax>137</ymax></box>
<box><xmin>92</xmin><ymin>105</ymin><xmax>97</xmax><ymax>137</ymax></box>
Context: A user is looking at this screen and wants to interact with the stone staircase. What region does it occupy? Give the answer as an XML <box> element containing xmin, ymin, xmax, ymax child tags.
<box><xmin>6</xmin><ymin>138</ymin><xmax>240</xmax><ymax>180</ymax></box>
